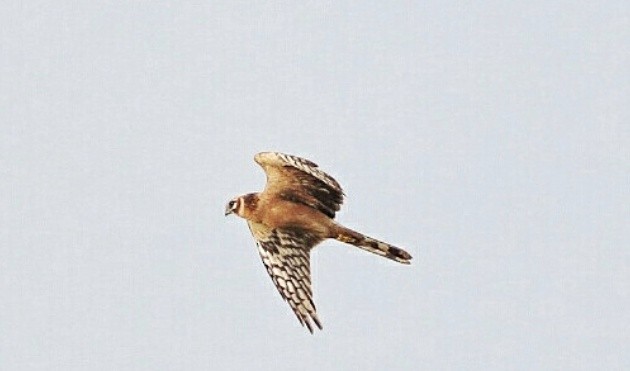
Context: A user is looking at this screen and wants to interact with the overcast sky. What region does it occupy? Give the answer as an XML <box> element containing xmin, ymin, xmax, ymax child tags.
<box><xmin>1</xmin><ymin>1</ymin><xmax>628</xmax><ymax>370</ymax></box>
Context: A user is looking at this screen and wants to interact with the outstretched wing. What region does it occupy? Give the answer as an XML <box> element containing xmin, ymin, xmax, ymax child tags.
<box><xmin>247</xmin><ymin>221</ymin><xmax>324</xmax><ymax>333</ymax></box>
<box><xmin>254</xmin><ymin>152</ymin><xmax>344</xmax><ymax>218</ymax></box>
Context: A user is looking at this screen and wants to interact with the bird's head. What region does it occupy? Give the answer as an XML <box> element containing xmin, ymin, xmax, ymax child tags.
<box><xmin>224</xmin><ymin>197</ymin><xmax>241</xmax><ymax>216</ymax></box>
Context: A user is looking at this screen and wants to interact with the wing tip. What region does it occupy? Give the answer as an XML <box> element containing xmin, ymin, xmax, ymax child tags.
<box><xmin>302</xmin><ymin>314</ymin><xmax>323</xmax><ymax>334</ymax></box>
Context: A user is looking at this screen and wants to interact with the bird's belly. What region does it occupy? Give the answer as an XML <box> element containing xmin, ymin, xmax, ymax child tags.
<box><xmin>263</xmin><ymin>202</ymin><xmax>330</xmax><ymax>235</ymax></box>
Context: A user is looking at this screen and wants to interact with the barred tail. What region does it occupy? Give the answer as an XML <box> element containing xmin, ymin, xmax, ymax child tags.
<box><xmin>332</xmin><ymin>225</ymin><xmax>412</xmax><ymax>264</ymax></box>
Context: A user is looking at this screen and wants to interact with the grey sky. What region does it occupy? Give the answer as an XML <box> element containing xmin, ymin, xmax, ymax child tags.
<box><xmin>1</xmin><ymin>1</ymin><xmax>628</xmax><ymax>370</ymax></box>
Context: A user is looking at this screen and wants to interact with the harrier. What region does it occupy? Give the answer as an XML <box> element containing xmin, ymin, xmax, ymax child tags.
<box><xmin>225</xmin><ymin>152</ymin><xmax>412</xmax><ymax>333</ymax></box>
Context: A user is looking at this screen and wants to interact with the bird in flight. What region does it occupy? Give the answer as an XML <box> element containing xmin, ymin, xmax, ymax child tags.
<box><xmin>225</xmin><ymin>152</ymin><xmax>412</xmax><ymax>333</ymax></box>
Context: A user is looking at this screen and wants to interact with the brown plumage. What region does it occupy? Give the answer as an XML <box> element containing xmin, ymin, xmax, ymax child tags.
<box><xmin>225</xmin><ymin>152</ymin><xmax>412</xmax><ymax>333</ymax></box>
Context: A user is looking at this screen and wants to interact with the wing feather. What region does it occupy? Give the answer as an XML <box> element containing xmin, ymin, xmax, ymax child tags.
<box><xmin>247</xmin><ymin>221</ymin><xmax>324</xmax><ymax>333</ymax></box>
<box><xmin>255</xmin><ymin>152</ymin><xmax>344</xmax><ymax>218</ymax></box>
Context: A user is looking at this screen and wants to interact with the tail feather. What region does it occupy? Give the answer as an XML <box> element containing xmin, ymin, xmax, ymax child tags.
<box><xmin>333</xmin><ymin>226</ymin><xmax>412</xmax><ymax>264</ymax></box>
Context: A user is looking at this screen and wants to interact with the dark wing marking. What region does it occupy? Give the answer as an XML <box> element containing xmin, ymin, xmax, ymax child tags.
<box><xmin>248</xmin><ymin>221</ymin><xmax>324</xmax><ymax>333</ymax></box>
<box><xmin>254</xmin><ymin>152</ymin><xmax>344</xmax><ymax>218</ymax></box>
